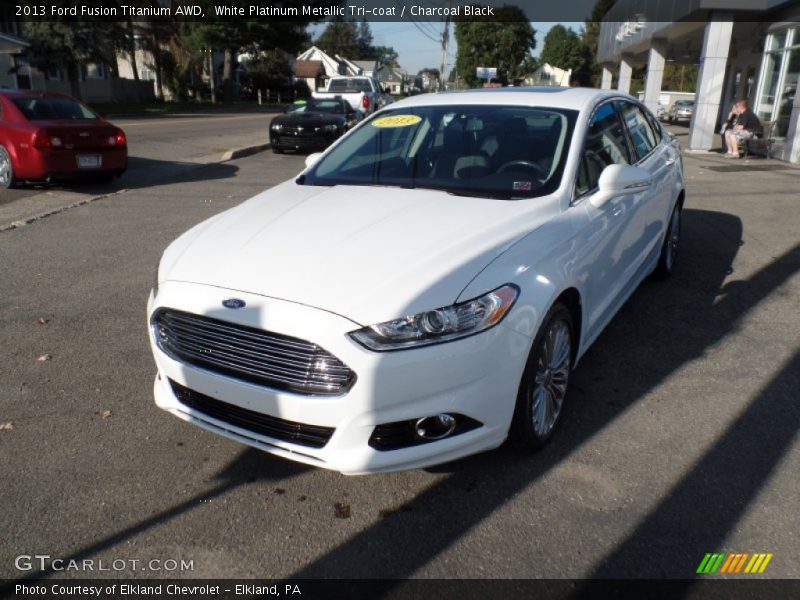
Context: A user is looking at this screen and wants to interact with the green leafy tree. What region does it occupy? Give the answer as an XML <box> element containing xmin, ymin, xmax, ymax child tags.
<box><xmin>185</xmin><ymin>4</ymin><xmax>311</xmax><ymax>102</ymax></box>
<box><xmin>454</xmin><ymin>5</ymin><xmax>536</xmax><ymax>87</ymax></box>
<box><xmin>580</xmin><ymin>0</ymin><xmax>616</xmax><ymax>86</ymax></box>
<box><xmin>316</xmin><ymin>18</ymin><xmax>360</xmax><ymax>58</ymax></box>
<box><xmin>540</xmin><ymin>24</ymin><xmax>590</xmax><ymax>81</ymax></box>
<box><xmin>22</xmin><ymin>20</ymin><xmax>123</xmax><ymax>98</ymax></box>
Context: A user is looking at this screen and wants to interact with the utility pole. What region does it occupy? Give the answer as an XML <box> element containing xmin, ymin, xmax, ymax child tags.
<box><xmin>439</xmin><ymin>0</ymin><xmax>451</xmax><ymax>92</ymax></box>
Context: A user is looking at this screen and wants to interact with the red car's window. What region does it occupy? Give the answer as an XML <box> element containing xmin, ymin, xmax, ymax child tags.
<box><xmin>12</xmin><ymin>97</ymin><xmax>97</xmax><ymax>121</ymax></box>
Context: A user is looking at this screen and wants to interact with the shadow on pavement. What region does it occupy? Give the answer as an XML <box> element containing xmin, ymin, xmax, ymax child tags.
<box><xmin>279</xmin><ymin>209</ymin><xmax>799</xmax><ymax>580</ymax></box>
<box><xmin>1</xmin><ymin>449</ymin><xmax>308</xmax><ymax>587</ymax></box>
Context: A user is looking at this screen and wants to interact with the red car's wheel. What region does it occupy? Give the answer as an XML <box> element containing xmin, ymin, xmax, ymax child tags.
<box><xmin>0</xmin><ymin>146</ymin><xmax>17</xmax><ymax>189</ymax></box>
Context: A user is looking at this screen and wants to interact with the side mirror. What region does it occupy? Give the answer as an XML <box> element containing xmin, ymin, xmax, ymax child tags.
<box><xmin>590</xmin><ymin>164</ymin><xmax>652</xmax><ymax>208</ymax></box>
<box><xmin>304</xmin><ymin>152</ymin><xmax>323</xmax><ymax>169</ymax></box>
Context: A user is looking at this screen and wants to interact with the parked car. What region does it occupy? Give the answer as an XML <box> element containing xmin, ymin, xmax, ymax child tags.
<box><xmin>0</xmin><ymin>90</ymin><xmax>127</xmax><ymax>188</ymax></box>
<box><xmin>668</xmin><ymin>99</ymin><xmax>695</xmax><ymax>122</ymax></box>
<box><xmin>656</xmin><ymin>104</ymin><xmax>666</xmax><ymax>120</ymax></box>
<box><xmin>269</xmin><ymin>97</ymin><xmax>358</xmax><ymax>154</ymax></box>
<box><xmin>313</xmin><ymin>76</ymin><xmax>385</xmax><ymax>117</ymax></box>
<box><xmin>148</xmin><ymin>88</ymin><xmax>684</xmax><ymax>474</ymax></box>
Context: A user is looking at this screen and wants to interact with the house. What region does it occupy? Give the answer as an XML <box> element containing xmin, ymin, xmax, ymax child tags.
<box><xmin>526</xmin><ymin>63</ymin><xmax>572</xmax><ymax>87</ymax></box>
<box><xmin>294</xmin><ymin>60</ymin><xmax>325</xmax><ymax>95</ymax></box>
<box><xmin>376</xmin><ymin>64</ymin><xmax>407</xmax><ymax>95</ymax></box>
<box><xmin>296</xmin><ymin>46</ymin><xmax>349</xmax><ymax>91</ymax></box>
<box><xmin>0</xmin><ymin>17</ymin><xmax>154</xmax><ymax>102</ymax></box>
<box><xmin>351</xmin><ymin>60</ymin><xmax>379</xmax><ymax>77</ymax></box>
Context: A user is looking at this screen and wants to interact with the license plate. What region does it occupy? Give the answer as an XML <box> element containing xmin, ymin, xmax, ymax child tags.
<box><xmin>77</xmin><ymin>155</ymin><xmax>101</xmax><ymax>168</ymax></box>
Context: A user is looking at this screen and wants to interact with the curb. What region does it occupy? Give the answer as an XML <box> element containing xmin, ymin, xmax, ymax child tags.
<box><xmin>221</xmin><ymin>143</ymin><xmax>270</xmax><ymax>162</ymax></box>
<box><xmin>1</xmin><ymin>143</ymin><xmax>271</xmax><ymax>233</ymax></box>
<box><xmin>0</xmin><ymin>189</ymin><xmax>127</xmax><ymax>233</ymax></box>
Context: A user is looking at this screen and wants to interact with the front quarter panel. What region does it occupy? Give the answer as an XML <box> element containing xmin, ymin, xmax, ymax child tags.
<box><xmin>457</xmin><ymin>200</ymin><xmax>586</xmax><ymax>347</ymax></box>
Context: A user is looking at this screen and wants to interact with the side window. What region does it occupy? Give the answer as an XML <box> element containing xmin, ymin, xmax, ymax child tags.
<box><xmin>575</xmin><ymin>102</ymin><xmax>633</xmax><ymax>197</ymax></box>
<box><xmin>619</xmin><ymin>101</ymin><xmax>658</xmax><ymax>160</ymax></box>
<box><xmin>645</xmin><ymin>110</ymin><xmax>663</xmax><ymax>143</ymax></box>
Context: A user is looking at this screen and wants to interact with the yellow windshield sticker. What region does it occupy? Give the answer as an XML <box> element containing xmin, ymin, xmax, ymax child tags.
<box><xmin>372</xmin><ymin>114</ymin><xmax>422</xmax><ymax>128</ymax></box>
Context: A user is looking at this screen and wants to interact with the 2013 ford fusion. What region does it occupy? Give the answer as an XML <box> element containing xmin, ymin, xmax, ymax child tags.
<box><xmin>148</xmin><ymin>88</ymin><xmax>684</xmax><ymax>474</ymax></box>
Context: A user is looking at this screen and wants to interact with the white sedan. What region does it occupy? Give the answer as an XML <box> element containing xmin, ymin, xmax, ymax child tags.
<box><xmin>148</xmin><ymin>88</ymin><xmax>684</xmax><ymax>474</ymax></box>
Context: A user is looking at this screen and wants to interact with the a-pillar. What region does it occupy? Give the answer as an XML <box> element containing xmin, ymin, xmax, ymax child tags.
<box><xmin>617</xmin><ymin>56</ymin><xmax>633</xmax><ymax>94</ymax></box>
<box><xmin>688</xmin><ymin>13</ymin><xmax>733</xmax><ymax>152</ymax></box>
<box><xmin>601</xmin><ymin>64</ymin><xmax>613</xmax><ymax>90</ymax></box>
<box><xmin>643</xmin><ymin>40</ymin><xmax>667</xmax><ymax>114</ymax></box>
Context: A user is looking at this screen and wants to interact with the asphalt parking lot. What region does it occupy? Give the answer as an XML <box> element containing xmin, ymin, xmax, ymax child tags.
<box><xmin>1</xmin><ymin>122</ymin><xmax>798</xmax><ymax>584</ymax></box>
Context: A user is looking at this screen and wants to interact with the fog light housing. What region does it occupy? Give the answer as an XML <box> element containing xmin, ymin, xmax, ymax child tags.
<box><xmin>415</xmin><ymin>414</ymin><xmax>456</xmax><ymax>440</ymax></box>
<box><xmin>369</xmin><ymin>413</ymin><xmax>482</xmax><ymax>450</ymax></box>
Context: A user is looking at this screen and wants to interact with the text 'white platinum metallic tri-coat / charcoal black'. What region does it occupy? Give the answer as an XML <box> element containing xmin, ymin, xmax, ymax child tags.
<box><xmin>148</xmin><ymin>87</ymin><xmax>685</xmax><ymax>474</ymax></box>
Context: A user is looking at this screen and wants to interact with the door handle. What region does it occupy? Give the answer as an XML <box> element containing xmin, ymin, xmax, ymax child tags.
<box><xmin>665</xmin><ymin>157</ymin><xmax>676</xmax><ymax>165</ymax></box>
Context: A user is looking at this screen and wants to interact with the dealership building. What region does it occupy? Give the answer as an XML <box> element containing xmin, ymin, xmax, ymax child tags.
<box><xmin>597</xmin><ymin>0</ymin><xmax>800</xmax><ymax>162</ymax></box>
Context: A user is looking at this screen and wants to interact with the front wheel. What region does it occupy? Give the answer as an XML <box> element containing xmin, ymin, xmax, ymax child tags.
<box><xmin>0</xmin><ymin>146</ymin><xmax>17</xmax><ymax>189</ymax></box>
<box><xmin>653</xmin><ymin>201</ymin><xmax>682</xmax><ymax>279</ymax></box>
<box><xmin>510</xmin><ymin>303</ymin><xmax>574</xmax><ymax>452</ymax></box>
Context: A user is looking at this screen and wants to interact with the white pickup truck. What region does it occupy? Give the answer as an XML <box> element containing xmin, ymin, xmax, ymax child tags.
<box><xmin>313</xmin><ymin>76</ymin><xmax>389</xmax><ymax>117</ymax></box>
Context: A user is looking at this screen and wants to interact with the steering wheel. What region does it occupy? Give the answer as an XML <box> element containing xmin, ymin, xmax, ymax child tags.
<box><xmin>497</xmin><ymin>160</ymin><xmax>548</xmax><ymax>178</ymax></box>
<box><xmin>497</xmin><ymin>160</ymin><xmax>548</xmax><ymax>179</ymax></box>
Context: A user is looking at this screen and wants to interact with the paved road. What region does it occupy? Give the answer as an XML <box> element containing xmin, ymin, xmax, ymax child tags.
<box><xmin>1</xmin><ymin>145</ymin><xmax>798</xmax><ymax>583</ymax></box>
<box><xmin>0</xmin><ymin>112</ymin><xmax>274</xmax><ymax>210</ymax></box>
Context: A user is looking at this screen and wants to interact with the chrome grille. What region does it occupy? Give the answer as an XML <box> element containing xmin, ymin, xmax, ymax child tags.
<box><xmin>153</xmin><ymin>309</ymin><xmax>356</xmax><ymax>395</ymax></box>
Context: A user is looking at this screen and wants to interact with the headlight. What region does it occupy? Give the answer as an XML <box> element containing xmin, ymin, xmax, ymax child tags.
<box><xmin>271</xmin><ymin>123</ymin><xmax>283</xmax><ymax>132</ymax></box>
<box><xmin>323</xmin><ymin>123</ymin><xmax>339</xmax><ymax>132</ymax></box>
<box><xmin>349</xmin><ymin>284</ymin><xmax>519</xmax><ymax>351</ymax></box>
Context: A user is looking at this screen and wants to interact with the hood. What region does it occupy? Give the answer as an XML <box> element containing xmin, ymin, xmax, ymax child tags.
<box><xmin>161</xmin><ymin>181</ymin><xmax>553</xmax><ymax>325</ymax></box>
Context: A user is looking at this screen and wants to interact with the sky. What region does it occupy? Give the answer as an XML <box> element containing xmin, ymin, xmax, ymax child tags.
<box><xmin>308</xmin><ymin>21</ymin><xmax>584</xmax><ymax>77</ymax></box>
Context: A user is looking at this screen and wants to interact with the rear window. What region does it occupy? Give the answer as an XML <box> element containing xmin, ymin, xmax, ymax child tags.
<box><xmin>328</xmin><ymin>79</ymin><xmax>372</xmax><ymax>93</ymax></box>
<box><xmin>13</xmin><ymin>97</ymin><xmax>97</xmax><ymax>121</ymax></box>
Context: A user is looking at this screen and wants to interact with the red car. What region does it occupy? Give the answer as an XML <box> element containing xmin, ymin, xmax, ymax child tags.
<box><xmin>0</xmin><ymin>90</ymin><xmax>127</xmax><ymax>188</ymax></box>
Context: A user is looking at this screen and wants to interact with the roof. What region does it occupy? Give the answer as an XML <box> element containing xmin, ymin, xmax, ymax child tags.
<box><xmin>295</xmin><ymin>60</ymin><xmax>324</xmax><ymax>78</ymax></box>
<box><xmin>384</xmin><ymin>87</ymin><xmax>625</xmax><ymax>112</ymax></box>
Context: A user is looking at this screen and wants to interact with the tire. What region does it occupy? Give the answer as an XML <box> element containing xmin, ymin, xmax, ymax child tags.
<box><xmin>653</xmin><ymin>201</ymin><xmax>682</xmax><ymax>279</ymax></box>
<box><xmin>272</xmin><ymin>147</ymin><xmax>283</xmax><ymax>154</ymax></box>
<box><xmin>0</xmin><ymin>146</ymin><xmax>17</xmax><ymax>189</ymax></box>
<box><xmin>510</xmin><ymin>303</ymin><xmax>574</xmax><ymax>452</ymax></box>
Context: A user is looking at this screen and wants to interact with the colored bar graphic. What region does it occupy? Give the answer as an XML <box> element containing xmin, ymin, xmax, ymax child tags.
<box><xmin>720</xmin><ymin>553</ymin><xmax>737</xmax><ymax>573</ymax></box>
<box><xmin>699</xmin><ymin>552</ymin><xmax>773</xmax><ymax>575</ymax></box>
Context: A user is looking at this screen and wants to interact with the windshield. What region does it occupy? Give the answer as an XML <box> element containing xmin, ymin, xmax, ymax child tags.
<box><xmin>13</xmin><ymin>97</ymin><xmax>98</xmax><ymax>121</ymax></box>
<box><xmin>289</xmin><ymin>99</ymin><xmax>348</xmax><ymax>114</ymax></box>
<box><xmin>676</xmin><ymin>101</ymin><xmax>694</xmax><ymax>107</ymax></box>
<box><xmin>301</xmin><ymin>104</ymin><xmax>577</xmax><ymax>199</ymax></box>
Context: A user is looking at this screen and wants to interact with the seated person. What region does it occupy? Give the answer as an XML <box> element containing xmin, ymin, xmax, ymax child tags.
<box><xmin>720</xmin><ymin>103</ymin><xmax>738</xmax><ymax>154</ymax></box>
<box><xmin>724</xmin><ymin>100</ymin><xmax>762</xmax><ymax>158</ymax></box>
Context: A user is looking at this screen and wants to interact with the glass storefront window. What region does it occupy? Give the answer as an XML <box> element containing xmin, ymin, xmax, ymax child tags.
<box><xmin>756</xmin><ymin>27</ymin><xmax>800</xmax><ymax>139</ymax></box>
<box><xmin>758</xmin><ymin>52</ymin><xmax>780</xmax><ymax>120</ymax></box>
<box><xmin>775</xmin><ymin>48</ymin><xmax>799</xmax><ymax>138</ymax></box>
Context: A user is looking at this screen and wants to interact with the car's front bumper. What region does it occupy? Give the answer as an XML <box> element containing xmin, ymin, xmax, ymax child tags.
<box><xmin>270</xmin><ymin>133</ymin><xmax>338</xmax><ymax>152</ymax></box>
<box><xmin>148</xmin><ymin>281</ymin><xmax>532</xmax><ymax>474</ymax></box>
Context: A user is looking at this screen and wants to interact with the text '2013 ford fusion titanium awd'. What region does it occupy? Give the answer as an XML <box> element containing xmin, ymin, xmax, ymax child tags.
<box><xmin>148</xmin><ymin>87</ymin><xmax>685</xmax><ymax>474</ymax></box>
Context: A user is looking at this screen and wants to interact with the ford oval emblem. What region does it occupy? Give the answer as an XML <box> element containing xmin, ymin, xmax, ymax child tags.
<box><xmin>222</xmin><ymin>298</ymin><xmax>246</xmax><ymax>309</ymax></box>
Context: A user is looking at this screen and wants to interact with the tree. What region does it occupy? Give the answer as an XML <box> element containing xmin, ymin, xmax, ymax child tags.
<box><xmin>22</xmin><ymin>21</ymin><xmax>123</xmax><ymax>98</ymax></box>
<box><xmin>316</xmin><ymin>18</ymin><xmax>360</xmax><ymax>58</ymax></box>
<box><xmin>580</xmin><ymin>0</ymin><xmax>616</xmax><ymax>86</ymax></box>
<box><xmin>540</xmin><ymin>25</ymin><xmax>590</xmax><ymax>80</ymax></box>
<box><xmin>185</xmin><ymin>6</ymin><xmax>311</xmax><ymax>102</ymax></box>
<box><xmin>454</xmin><ymin>6</ymin><xmax>536</xmax><ymax>87</ymax></box>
